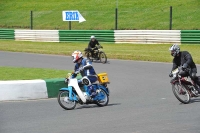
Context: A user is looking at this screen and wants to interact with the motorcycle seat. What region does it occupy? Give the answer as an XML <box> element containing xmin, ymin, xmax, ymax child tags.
<box><xmin>92</xmin><ymin>80</ymin><xmax>99</xmax><ymax>85</ymax></box>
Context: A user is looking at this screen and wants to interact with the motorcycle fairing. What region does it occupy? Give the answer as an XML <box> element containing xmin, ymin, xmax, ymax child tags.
<box><xmin>59</xmin><ymin>87</ymin><xmax>78</xmax><ymax>101</ymax></box>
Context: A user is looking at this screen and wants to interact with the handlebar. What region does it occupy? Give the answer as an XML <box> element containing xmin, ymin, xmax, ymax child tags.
<box><xmin>84</xmin><ymin>45</ymin><xmax>103</xmax><ymax>51</ymax></box>
<box><xmin>96</xmin><ymin>45</ymin><xmax>103</xmax><ymax>49</ymax></box>
<box><xmin>65</xmin><ymin>72</ymin><xmax>78</xmax><ymax>83</ymax></box>
<box><xmin>171</xmin><ymin>66</ymin><xmax>191</xmax><ymax>80</ymax></box>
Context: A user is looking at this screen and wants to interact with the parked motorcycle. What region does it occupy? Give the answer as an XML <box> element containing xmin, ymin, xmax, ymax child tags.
<box><xmin>58</xmin><ymin>72</ymin><xmax>110</xmax><ymax>110</ymax></box>
<box><xmin>84</xmin><ymin>45</ymin><xmax>107</xmax><ymax>64</ymax></box>
<box><xmin>170</xmin><ymin>67</ymin><xmax>200</xmax><ymax>104</ymax></box>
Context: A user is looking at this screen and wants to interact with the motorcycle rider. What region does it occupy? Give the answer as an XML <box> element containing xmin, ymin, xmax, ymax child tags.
<box><xmin>71</xmin><ymin>50</ymin><xmax>98</xmax><ymax>98</ymax></box>
<box><xmin>169</xmin><ymin>44</ymin><xmax>200</xmax><ymax>93</ymax></box>
<box><xmin>88</xmin><ymin>35</ymin><xmax>103</xmax><ymax>58</ymax></box>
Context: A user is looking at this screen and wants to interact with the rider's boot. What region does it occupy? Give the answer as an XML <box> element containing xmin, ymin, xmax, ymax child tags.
<box><xmin>88</xmin><ymin>85</ymin><xmax>97</xmax><ymax>99</ymax></box>
<box><xmin>193</xmin><ymin>83</ymin><xmax>200</xmax><ymax>94</ymax></box>
<box><xmin>193</xmin><ymin>78</ymin><xmax>200</xmax><ymax>94</ymax></box>
<box><xmin>196</xmin><ymin>86</ymin><xmax>200</xmax><ymax>94</ymax></box>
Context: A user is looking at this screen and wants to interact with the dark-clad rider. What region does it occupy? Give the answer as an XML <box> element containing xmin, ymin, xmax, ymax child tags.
<box><xmin>169</xmin><ymin>44</ymin><xmax>200</xmax><ymax>93</ymax></box>
<box><xmin>88</xmin><ymin>35</ymin><xmax>103</xmax><ymax>58</ymax></box>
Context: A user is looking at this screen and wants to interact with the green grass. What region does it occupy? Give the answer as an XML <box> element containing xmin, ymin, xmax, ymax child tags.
<box><xmin>0</xmin><ymin>40</ymin><xmax>200</xmax><ymax>64</ymax></box>
<box><xmin>0</xmin><ymin>66</ymin><xmax>71</xmax><ymax>80</ymax></box>
<box><xmin>0</xmin><ymin>0</ymin><xmax>199</xmax><ymax>30</ymax></box>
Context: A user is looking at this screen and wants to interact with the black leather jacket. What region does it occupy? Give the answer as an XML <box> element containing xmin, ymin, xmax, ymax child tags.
<box><xmin>88</xmin><ymin>39</ymin><xmax>100</xmax><ymax>49</ymax></box>
<box><xmin>171</xmin><ymin>51</ymin><xmax>196</xmax><ymax>71</ymax></box>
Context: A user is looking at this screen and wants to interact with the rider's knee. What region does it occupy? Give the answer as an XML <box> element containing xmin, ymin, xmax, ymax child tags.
<box><xmin>81</xmin><ymin>76</ymin><xmax>92</xmax><ymax>86</ymax></box>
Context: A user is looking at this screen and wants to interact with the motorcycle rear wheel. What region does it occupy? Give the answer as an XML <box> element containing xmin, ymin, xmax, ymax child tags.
<box><xmin>96</xmin><ymin>89</ymin><xmax>109</xmax><ymax>107</ymax></box>
<box><xmin>172</xmin><ymin>82</ymin><xmax>190</xmax><ymax>104</ymax></box>
<box><xmin>58</xmin><ymin>91</ymin><xmax>76</xmax><ymax>110</ymax></box>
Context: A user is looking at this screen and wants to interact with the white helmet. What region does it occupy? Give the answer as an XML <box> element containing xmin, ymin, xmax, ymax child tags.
<box><xmin>90</xmin><ymin>35</ymin><xmax>95</xmax><ymax>39</ymax></box>
<box><xmin>169</xmin><ymin>44</ymin><xmax>180</xmax><ymax>57</ymax></box>
<box><xmin>71</xmin><ymin>50</ymin><xmax>83</xmax><ymax>63</ymax></box>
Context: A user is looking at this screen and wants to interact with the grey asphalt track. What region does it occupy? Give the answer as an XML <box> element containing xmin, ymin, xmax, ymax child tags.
<box><xmin>0</xmin><ymin>51</ymin><xmax>200</xmax><ymax>133</ymax></box>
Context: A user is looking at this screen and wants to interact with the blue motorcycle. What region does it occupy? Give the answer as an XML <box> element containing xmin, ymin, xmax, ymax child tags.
<box><xmin>58</xmin><ymin>73</ymin><xmax>110</xmax><ymax>110</ymax></box>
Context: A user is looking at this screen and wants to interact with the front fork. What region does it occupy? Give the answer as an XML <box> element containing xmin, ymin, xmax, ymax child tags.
<box><xmin>171</xmin><ymin>78</ymin><xmax>188</xmax><ymax>95</ymax></box>
<box><xmin>67</xmin><ymin>87</ymin><xmax>78</xmax><ymax>101</ymax></box>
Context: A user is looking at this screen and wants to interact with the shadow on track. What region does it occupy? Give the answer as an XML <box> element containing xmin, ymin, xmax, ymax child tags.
<box><xmin>190</xmin><ymin>98</ymin><xmax>200</xmax><ymax>103</ymax></box>
<box><xmin>177</xmin><ymin>98</ymin><xmax>200</xmax><ymax>105</ymax></box>
<box><xmin>68</xmin><ymin>103</ymin><xmax>121</xmax><ymax>110</ymax></box>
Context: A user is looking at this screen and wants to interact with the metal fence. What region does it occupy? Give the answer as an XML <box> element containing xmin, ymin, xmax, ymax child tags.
<box><xmin>0</xmin><ymin>6</ymin><xmax>199</xmax><ymax>30</ymax></box>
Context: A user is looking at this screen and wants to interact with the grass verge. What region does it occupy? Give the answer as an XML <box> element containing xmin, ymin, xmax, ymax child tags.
<box><xmin>0</xmin><ymin>40</ymin><xmax>200</xmax><ymax>63</ymax></box>
<box><xmin>0</xmin><ymin>66</ymin><xmax>71</xmax><ymax>80</ymax></box>
<box><xmin>0</xmin><ymin>0</ymin><xmax>199</xmax><ymax>30</ymax></box>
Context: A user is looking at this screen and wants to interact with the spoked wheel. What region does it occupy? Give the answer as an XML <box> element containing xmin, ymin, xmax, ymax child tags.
<box><xmin>96</xmin><ymin>89</ymin><xmax>109</xmax><ymax>107</ymax></box>
<box><xmin>85</xmin><ymin>52</ymin><xmax>93</xmax><ymax>62</ymax></box>
<box><xmin>99</xmin><ymin>52</ymin><xmax>107</xmax><ymax>64</ymax></box>
<box><xmin>58</xmin><ymin>91</ymin><xmax>76</xmax><ymax>110</ymax></box>
<box><xmin>172</xmin><ymin>83</ymin><xmax>190</xmax><ymax>104</ymax></box>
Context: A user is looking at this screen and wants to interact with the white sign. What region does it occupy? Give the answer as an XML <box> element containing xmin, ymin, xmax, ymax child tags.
<box><xmin>62</xmin><ymin>10</ymin><xmax>86</xmax><ymax>23</ymax></box>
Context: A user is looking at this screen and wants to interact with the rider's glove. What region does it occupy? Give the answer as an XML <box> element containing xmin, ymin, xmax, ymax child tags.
<box><xmin>182</xmin><ymin>63</ymin><xmax>188</xmax><ymax>70</ymax></box>
<box><xmin>79</xmin><ymin>66</ymin><xmax>84</xmax><ymax>72</ymax></box>
<box><xmin>169</xmin><ymin>73</ymin><xmax>173</xmax><ymax>77</ymax></box>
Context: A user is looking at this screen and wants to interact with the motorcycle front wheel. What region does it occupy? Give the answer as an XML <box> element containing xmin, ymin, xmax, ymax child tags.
<box><xmin>85</xmin><ymin>51</ymin><xmax>93</xmax><ymax>62</ymax></box>
<box><xmin>99</xmin><ymin>52</ymin><xmax>107</xmax><ymax>64</ymax></box>
<box><xmin>172</xmin><ymin>82</ymin><xmax>190</xmax><ymax>104</ymax></box>
<box><xmin>58</xmin><ymin>91</ymin><xmax>76</xmax><ymax>110</ymax></box>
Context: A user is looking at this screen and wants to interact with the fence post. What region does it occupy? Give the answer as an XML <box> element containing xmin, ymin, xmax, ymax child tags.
<box><xmin>69</xmin><ymin>21</ymin><xmax>71</xmax><ymax>30</ymax></box>
<box><xmin>169</xmin><ymin>6</ymin><xmax>172</xmax><ymax>30</ymax></box>
<box><xmin>115</xmin><ymin>8</ymin><xmax>118</xmax><ymax>30</ymax></box>
<box><xmin>30</xmin><ymin>11</ymin><xmax>33</xmax><ymax>30</ymax></box>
